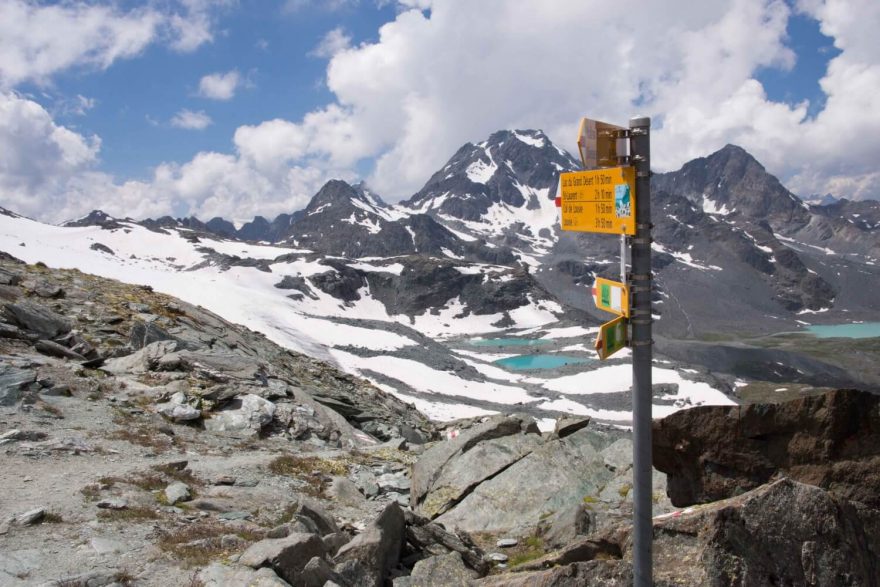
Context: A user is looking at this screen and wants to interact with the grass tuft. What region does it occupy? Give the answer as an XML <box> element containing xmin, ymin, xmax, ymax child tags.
<box><xmin>97</xmin><ymin>507</ymin><xmax>160</xmax><ymax>522</ymax></box>
<box><xmin>268</xmin><ymin>454</ymin><xmax>349</xmax><ymax>497</ymax></box>
<box><xmin>156</xmin><ymin>521</ymin><xmax>263</xmax><ymax>567</ymax></box>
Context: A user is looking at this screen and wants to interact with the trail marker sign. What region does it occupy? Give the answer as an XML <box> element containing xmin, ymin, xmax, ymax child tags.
<box><xmin>577</xmin><ymin>117</ymin><xmax>626</xmax><ymax>169</ymax></box>
<box><xmin>559</xmin><ymin>166</ymin><xmax>636</xmax><ymax>235</ymax></box>
<box><xmin>595</xmin><ymin>315</ymin><xmax>627</xmax><ymax>360</ymax></box>
<box><xmin>593</xmin><ymin>277</ymin><xmax>630</xmax><ymax>318</ymax></box>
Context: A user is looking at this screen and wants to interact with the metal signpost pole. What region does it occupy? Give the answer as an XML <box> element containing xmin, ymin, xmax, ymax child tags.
<box><xmin>628</xmin><ymin>115</ymin><xmax>652</xmax><ymax>586</ymax></box>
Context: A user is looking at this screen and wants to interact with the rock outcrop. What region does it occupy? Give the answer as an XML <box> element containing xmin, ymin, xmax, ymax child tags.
<box><xmin>653</xmin><ymin>388</ymin><xmax>880</xmax><ymax>507</ymax></box>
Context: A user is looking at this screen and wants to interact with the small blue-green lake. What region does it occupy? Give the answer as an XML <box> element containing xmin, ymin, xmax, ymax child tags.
<box><xmin>806</xmin><ymin>322</ymin><xmax>880</xmax><ymax>339</ymax></box>
<box><xmin>470</xmin><ymin>338</ymin><xmax>549</xmax><ymax>347</ymax></box>
<box><xmin>494</xmin><ymin>355</ymin><xmax>591</xmax><ymax>370</ymax></box>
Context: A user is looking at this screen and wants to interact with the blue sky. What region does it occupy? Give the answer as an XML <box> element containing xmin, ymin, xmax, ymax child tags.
<box><xmin>25</xmin><ymin>0</ymin><xmax>397</xmax><ymax>180</ymax></box>
<box><xmin>1</xmin><ymin>0</ymin><xmax>878</xmax><ymax>223</ymax></box>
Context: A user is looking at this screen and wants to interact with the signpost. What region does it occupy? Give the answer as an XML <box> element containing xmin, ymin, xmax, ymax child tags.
<box><xmin>558</xmin><ymin>167</ymin><xmax>636</xmax><ymax>235</ymax></box>
<box><xmin>593</xmin><ymin>277</ymin><xmax>630</xmax><ymax>318</ymax></box>
<box><xmin>557</xmin><ymin>115</ymin><xmax>653</xmax><ymax>586</ymax></box>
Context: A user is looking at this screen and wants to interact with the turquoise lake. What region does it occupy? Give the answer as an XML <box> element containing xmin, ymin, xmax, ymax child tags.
<box><xmin>470</xmin><ymin>338</ymin><xmax>549</xmax><ymax>347</ymax></box>
<box><xmin>494</xmin><ymin>354</ymin><xmax>591</xmax><ymax>370</ymax></box>
<box><xmin>805</xmin><ymin>322</ymin><xmax>880</xmax><ymax>339</ymax></box>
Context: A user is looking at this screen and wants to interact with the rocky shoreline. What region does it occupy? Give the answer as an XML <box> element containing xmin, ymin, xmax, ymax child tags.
<box><xmin>2</xmin><ymin>256</ymin><xmax>880</xmax><ymax>586</ymax></box>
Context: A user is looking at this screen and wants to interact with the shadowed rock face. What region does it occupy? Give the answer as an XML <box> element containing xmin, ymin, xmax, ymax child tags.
<box><xmin>653</xmin><ymin>388</ymin><xmax>880</xmax><ymax>508</ymax></box>
<box><xmin>476</xmin><ymin>478</ymin><xmax>880</xmax><ymax>586</ymax></box>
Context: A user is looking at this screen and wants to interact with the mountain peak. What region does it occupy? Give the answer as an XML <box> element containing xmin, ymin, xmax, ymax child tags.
<box><xmin>306</xmin><ymin>179</ymin><xmax>366</xmax><ymax>212</ymax></box>
<box><xmin>654</xmin><ymin>143</ymin><xmax>809</xmax><ymax>225</ymax></box>
<box><xmin>64</xmin><ymin>209</ymin><xmax>124</xmax><ymax>229</ymax></box>
<box><xmin>483</xmin><ymin>129</ymin><xmax>550</xmax><ymax>149</ymax></box>
<box><xmin>405</xmin><ymin>128</ymin><xmax>578</xmax><ymax>221</ymax></box>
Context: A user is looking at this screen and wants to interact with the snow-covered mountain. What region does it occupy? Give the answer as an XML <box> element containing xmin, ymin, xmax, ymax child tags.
<box><xmin>403</xmin><ymin>129</ymin><xmax>578</xmax><ymax>261</ymax></box>
<box><xmin>5</xmin><ymin>130</ymin><xmax>880</xmax><ymax>427</ymax></box>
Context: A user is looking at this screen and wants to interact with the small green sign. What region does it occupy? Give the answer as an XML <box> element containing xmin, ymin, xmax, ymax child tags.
<box><xmin>595</xmin><ymin>316</ymin><xmax>627</xmax><ymax>360</ymax></box>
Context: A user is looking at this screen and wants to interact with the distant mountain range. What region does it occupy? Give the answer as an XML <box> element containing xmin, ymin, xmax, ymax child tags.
<box><xmin>14</xmin><ymin>126</ymin><xmax>874</xmax><ymax>392</ymax></box>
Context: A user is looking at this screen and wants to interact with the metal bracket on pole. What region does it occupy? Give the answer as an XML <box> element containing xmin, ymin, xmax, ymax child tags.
<box><xmin>631</xmin><ymin>338</ymin><xmax>654</xmax><ymax>347</ymax></box>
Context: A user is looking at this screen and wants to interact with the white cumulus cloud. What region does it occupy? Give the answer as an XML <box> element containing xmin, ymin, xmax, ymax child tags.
<box><xmin>0</xmin><ymin>0</ymin><xmax>232</xmax><ymax>89</ymax></box>
<box><xmin>310</xmin><ymin>27</ymin><xmax>352</xmax><ymax>59</ymax></box>
<box><xmin>198</xmin><ymin>70</ymin><xmax>241</xmax><ymax>100</ymax></box>
<box><xmin>3</xmin><ymin>0</ymin><xmax>880</xmax><ymax>225</ymax></box>
<box><xmin>171</xmin><ymin>109</ymin><xmax>213</xmax><ymax>130</ymax></box>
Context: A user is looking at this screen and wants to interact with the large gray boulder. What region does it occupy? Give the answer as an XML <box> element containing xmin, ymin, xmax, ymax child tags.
<box><xmin>483</xmin><ymin>478</ymin><xmax>880</xmax><ymax>586</ymax></box>
<box><xmin>411</xmin><ymin>414</ymin><xmax>540</xmax><ymax>519</ymax></box>
<box><xmin>203</xmin><ymin>393</ymin><xmax>275</xmax><ymax>437</ymax></box>
<box><xmin>435</xmin><ymin>427</ymin><xmax>612</xmax><ymax>535</ymax></box>
<box><xmin>400</xmin><ymin>552</ymin><xmax>478</xmax><ymax>587</ymax></box>
<box><xmin>239</xmin><ymin>532</ymin><xmax>326</xmax><ymax>585</ymax></box>
<box><xmin>656</xmin><ymin>477</ymin><xmax>880</xmax><ymax>585</ymax></box>
<box><xmin>0</xmin><ymin>363</ymin><xmax>36</xmax><ymax>405</ymax></box>
<box><xmin>334</xmin><ymin>502</ymin><xmax>405</xmax><ymax>587</ymax></box>
<box><xmin>102</xmin><ymin>340</ymin><xmax>178</xmax><ymax>374</ymax></box>
<box><xmin>199</xmin><ymin>562</ymin><xmax>292</xmax><ymax>586</ymax></box>
<box><xmin>403</xmin><ymin>510</ymin><xmax>488</xmax><ymax>575</ymax></box>
<box><xmin>3</xmin><ymin>301</ymin><xmax>71</xmax><ymax>338</ymax></box>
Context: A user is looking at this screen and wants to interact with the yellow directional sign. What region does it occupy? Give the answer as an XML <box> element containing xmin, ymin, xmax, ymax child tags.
<box><xmin>595</xmin><ymin>315</ymin><xmax>627</xmax><ymax>360</ymax></box>
<box><xmin>577</xmin><ymin>117</ymin><xmax>626</xmax><ymax>169</ymax></box>
<box><xmin>593</xmin><ymin>277</ymin><xmax>630</xmax><ymax>318</ymax></box>
<box><xmin>559</xmin><ymin>166</ymin><xmax>636</xmax><ymax>235</ymax></box>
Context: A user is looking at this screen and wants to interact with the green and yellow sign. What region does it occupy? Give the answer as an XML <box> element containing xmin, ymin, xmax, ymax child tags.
<box><xmin>592</xmin><ymin>277</ymin><xmax>630</xmax><ymax>318</ymax></box>
<box><xmin>595</xmin><ymin>315</ymin><xmax>627</xmax><ymax>360</ymax></box>
<box><xmin>559</xmin><ymin>166</ymin><xmax>636</xmax><ymax>235</ymax></box>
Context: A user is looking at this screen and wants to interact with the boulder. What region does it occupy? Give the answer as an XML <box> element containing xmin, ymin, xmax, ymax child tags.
<box><xmin>2</xmin><ymin>301</ymin><xmax>71</xmax><ymax>338</ymax></box>
<box><xmin>553</xmin><ymin>415</ymin><xmax>591</xmax><ymax>439</ymax></box>
<box><xmin>334</xmin><ymin>502</ymin><xmax>405</xmax><ymax>587</ymax></box>
<box><xmin>411</xmin><ymin>414</ymin><xmax>540</xmax><ymax>519</ymax></box>
<box><xmin>204</xmin><ymin>394</ymin><xmax>276</xmax><ymax>437</ymax></box>
<box><xmin>473</xmin><ymin>560</ymin><xmax>629</xmax><ymax>586</ymax></box>
<box><xmin>164</xmin><ymin>482</ymin><xmax>191</xmax><ymax>505</ymax></box>
<box><xmin>653</xmin><ymin>388</ymin><xmax>880</xmax><ymax>507</ymax></box>
<box><xmin>600</xmin><ymin>438</ymin><xmax>632</xmax><ymax>472</ymax></box>
<box><xmin>647</xmin><ymin>478</ymin><xmax>880</xmax><ymax>585</ymax></box>
<box><xmin>300</xmin><ymin>556</ymin><xmax>345</xmax><ymax>587</ymax></box>
<box><xmin>239</xmin><ymin>532</ymin><xmax>326</xmax><ymax>585</ymax></box>
<box><xmin>404</xmin><ymin>552</ymin><xmax>478</xmax><ymax>587</ymax></box>
<box><xmin>0</xmin><ymin>267</ymin><xmax>20</xmax><ymax>286</ymax></box>
<box><xmin>434</xmin><ymin>427</ymin><xmax>612</xmax><ymax>534</ymax></box>
<box><xmin>16</xmin><ymin>508</ymin><xmax>45</xmax><ymax>525</ymax></box>
<box><xmin>129</xmin><ymin>321</ymin><xmax>178</xmax><ymax>350</ymax></box>
<box><xmin>403</xmin><ymin>510</ymin><xmax>488</xmax><ymax>575</ymax></box>
<box><xmin>490</xmin><ymin>478</ymin><xmax>880</xmax><ymax>586</ymax></box>
<box><xmin>102</xmin><ymin>340</ymin><xmax>179</xmax><ymax>374</ymax></box>
<box><xmin>34</xmin><ymin>339</ymin><xmax>86</xmax><ymax>361</ymax></box>
<box><xmin>536</xmin><ymin>502</ymin><xmax>594</xmax><ymax>550</ymax></box>
<box><xmin>199</xmin><ymin>562</ymin><xmax>293</xmax><ymax>586</ymax></box>
<box><xmin>156</xmin><ymin>401</ymin><xmax>201</xmax><ymax>422</ymax></box>
<box><xmin>297</xmin><ymin>500</ymin><xmax>339</xmax><ymax>536</ymax></box>
<box><xmin>0</xmin><ymin>364</ymin><xmax>36</xmax><ymax>406</ymax></box>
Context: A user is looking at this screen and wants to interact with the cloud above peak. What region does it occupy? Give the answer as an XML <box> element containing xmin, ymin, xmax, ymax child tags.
<box><xmin>0</xmin><ymin>0</ymin><xmax>230</xmax><ymax>90</ymax></box>
<box><xmin>198</xmin><ymin>70</ymin><xmax>241</xmax><ymax>100</ymax></box>
<box><xmin>1</xmin><ymin>0</ymin><xmax>879</xmax><ymax>225</ymax></box>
